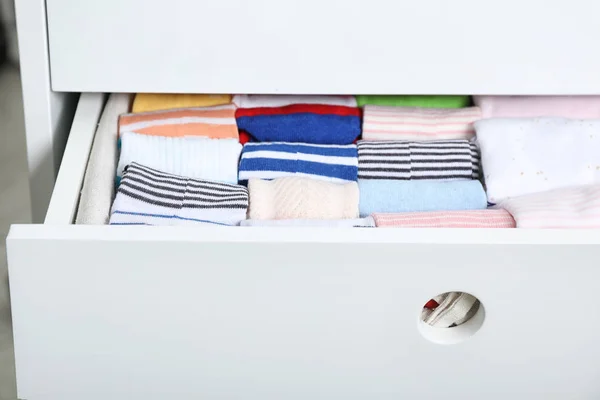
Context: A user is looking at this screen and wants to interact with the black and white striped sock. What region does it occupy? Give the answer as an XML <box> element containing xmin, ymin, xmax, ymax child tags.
<box><xmin>357</xmin><ymin>140</ymin><xmax>480</xmax><ymax>181</ymax></box>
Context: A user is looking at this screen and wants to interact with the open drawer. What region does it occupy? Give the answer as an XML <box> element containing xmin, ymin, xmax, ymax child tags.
<box><xmin>7</xmin><ymin>93</ymin><xmax>600</xmax><ymax>399</ymax></box>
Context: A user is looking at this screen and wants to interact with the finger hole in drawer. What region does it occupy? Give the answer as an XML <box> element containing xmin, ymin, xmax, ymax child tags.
<box><xmin>418</xmin><ymin>291</ymin><xmax>485</xmax><ymax>345</ymax></box>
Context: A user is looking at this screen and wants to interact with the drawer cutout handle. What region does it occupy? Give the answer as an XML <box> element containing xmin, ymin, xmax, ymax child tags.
<box><xmin>418</xmin><ymin>291</ymin><xmax>485</xmax><ymax>345</ymax></box>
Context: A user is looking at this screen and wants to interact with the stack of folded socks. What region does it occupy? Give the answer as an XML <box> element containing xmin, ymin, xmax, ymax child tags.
<box><xmin>93</xmin><ymin>93</ymin><xmax>600</xmax><ymax>232</ymax></box>
<box><xmin>237</xmin><ymin>95</ymin><xmax>362</xmax><ymax>225</ymax></box>
<box><xmin>117</xmin><ymin>103</ymin><xmax>242</xmax><ymax>185</ymax></box>
<box><xmin>109</xmin><ymin>93</ymin><xmax>248</xmax><ymax>226</ymax></box>
<box><xmin>473</xmin><ymin>96</ymin><xmax>600</xmax><ymax>228</ymax></box>
<box><xmin>357</xmin><ymin>96</ymin><xmax>488</xmax><ymax>220</ymax></box>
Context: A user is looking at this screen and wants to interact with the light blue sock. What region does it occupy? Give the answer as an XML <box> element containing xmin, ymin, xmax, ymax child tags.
<box><xmin>358</xmin><ymin>180</ymin><xmax>487</xmax><ymax>217</ymax></box>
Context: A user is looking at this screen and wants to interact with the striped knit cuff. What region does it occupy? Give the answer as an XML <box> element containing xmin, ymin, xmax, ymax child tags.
<box><xmin>119</xmin><ymin>104</ymin><xmax>238</xmax><ymax>139</ymax></box>
<box><xmin>357</xmin><ymin>139</ymin><xmax>480</xmax><ymax>181</ymax></box>
<box><xmin>362</xmin><ymin>105</ymin><xmax>481</xmax><ymax>141</ymax></box>
<box><xmin>373</xmin><ymin>209</ymin><xmax>516</xmax><ymax>228</ymax></box>
<box><xmin>239</xmin><ymin>142</ymin><xmax>358</xmax><ymax>183</ymax></box>
<box><xmin>110</xmin><ymin>162</ymin><xmax>248</xmax><ymax>226</ymax></box>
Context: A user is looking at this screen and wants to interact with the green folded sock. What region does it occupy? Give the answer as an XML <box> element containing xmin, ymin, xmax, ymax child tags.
<box><xmin>355</xmin><ymin>95</ymin><xmax>471</xmax><ymax>108</ymax></box>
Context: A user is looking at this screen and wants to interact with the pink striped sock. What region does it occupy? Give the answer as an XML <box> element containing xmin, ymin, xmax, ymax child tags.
<box><xmin>373</xmin><ymin>209</ymin><xmax>516</xmax><ymax>228</ymax></box>
<box><xmin>500</xmin><ymin>184</ymin><xmax>600</xmax><ymax>229</ymax></box>
<box><xmin>362</xmin><ymin>105</ymin><xmax>482</xmax><ymax>141</ymax></box>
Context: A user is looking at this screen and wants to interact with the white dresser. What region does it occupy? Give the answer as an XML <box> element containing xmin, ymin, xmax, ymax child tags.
<box><xmin>7</xmin><ymin>0</ymin><xmax>600</xmax><ymax>398</ymax></box>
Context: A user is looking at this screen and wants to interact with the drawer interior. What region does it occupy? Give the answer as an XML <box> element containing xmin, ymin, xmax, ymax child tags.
<box><xmin>44</xmin><ymin>93</ymin><xmax>106</xmax><ymax>224</ymax></box>
<box><xmin>43</xmin><ymin>92</ymin><xmax>600</xmax><ymax>230</ymax></box>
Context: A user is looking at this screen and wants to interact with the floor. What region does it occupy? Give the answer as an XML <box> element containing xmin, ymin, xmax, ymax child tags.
<box><xmin>0</xmin><ymin>65</ymin><xmax>29</xmax><ymax>400</ymax></box>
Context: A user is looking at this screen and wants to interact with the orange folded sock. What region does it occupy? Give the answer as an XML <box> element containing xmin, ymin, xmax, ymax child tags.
<box><xmin>119</xmin><ymin>105</ymin><xmax>238</xmax><ymax>139</ymax></box>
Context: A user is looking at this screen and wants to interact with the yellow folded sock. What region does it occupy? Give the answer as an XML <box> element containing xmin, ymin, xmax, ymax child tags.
<box><xmin>132</xmin><ymin>93</ymin><xmax>232</xmax><ymax>113</ymax></box>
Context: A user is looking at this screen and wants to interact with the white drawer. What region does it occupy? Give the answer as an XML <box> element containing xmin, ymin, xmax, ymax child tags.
<box><xmin>47</xmin><ymin>0</ymin><xmax>600</xmax><ymax>94</ymax></box>
<box><xmin>7</xmin><ymin>93</ymin><xmax>600</xmax><ymax>399</ymax></box>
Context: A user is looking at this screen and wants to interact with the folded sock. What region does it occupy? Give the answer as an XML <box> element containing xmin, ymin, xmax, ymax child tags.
<box><xmin>239</xmin><ymin>142</ymin><xmax>358</xmax><ymax>183</ymax></box>
<box><xmin>358</xmin><ymin>140</ymin><xmax>480</xmax><ymax>181</ymax></box>
<box><xmin>362</xmin><ymin>105</ymin><xmax>481</xmax><ymax>141</ymax></box>
<box><xmin>499</xmin><ymin>184</ymin><xmax>600</xmax><ymax>229</ymax></box>
<box><xmin>373</xmin><ymin>209</ymin><xmax>515</xmax><ymax>228</ymax></box>
<box><xmin>474</xmin><ymin>96</ymin><xmax>600</xmax><ymax>119</ymax></box>
<box><xmin>474</xmin><ymin>117</ymin><xmax>600</xmax><ymax>203</ymax></box>
<box><xmin>236</xmin><ymin>104</ymin><xmax>361</xmax><ymax>145</ymax></box>
<box><xmin>117</xmin><ymin>131</ymin><xmax>242</xmax><ymax>184</ymax></box>
<box><xmin>240</xmin><ymin>217</ymin><xmax>375</xmax><ymax>227</ymax></box>
<box><xmin>109</xmin><ymin>163</ymin><xmax>248</xmax><ymax>226</ymax></box>
<box><xmin>248</xmin><ymin>177</ymin><xmax>359</xmax><ymax>220</ymax></box>
<box><xmin>119</xmin><ymin>105</ymin><xmax>238</xmax><ymax>139</ymax></box>
<box><xmin>359</xmin><ymin>180</ymin><xmax>487</xmax><ymax>217</ymax></box>
<box><xmin>76</xmin><ymin>93</ymin><xmax>132</xmax><ymax>225</ymax></box>
<box><xmin>233</xmin><ymin>94</ymin><xmax>357</xmax><ymax>108</ymax></box>
<box><xmin>132</xmin><ymin>93</ymin><xmax>232</xmax><ymax>113</ymax></box>
<box><xmin>422</xmin><ymin>292</ymin><xmax>480</xmax><ymax>328</ymax></box>
<box><xmin>356</xmin><ymin>95</ymin><xmax>470</xmax><ymax>108</ymax></box>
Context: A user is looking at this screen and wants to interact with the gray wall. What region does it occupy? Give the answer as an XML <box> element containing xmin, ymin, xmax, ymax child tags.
<box><xmin>1</xmin><ymin>0</ymin><xmax>18</xmax><ymax>63</ymax></box>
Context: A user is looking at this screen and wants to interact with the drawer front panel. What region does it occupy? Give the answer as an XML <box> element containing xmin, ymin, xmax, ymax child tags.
<box><xmin>48</xmin><ymin>0</ymin><xmax>600</xmax><ymax>94</ymax></box>
<box><xmin>8</xmin><ymin>229</ymin><xmax>600</xmax><ymax>399</ymax></box>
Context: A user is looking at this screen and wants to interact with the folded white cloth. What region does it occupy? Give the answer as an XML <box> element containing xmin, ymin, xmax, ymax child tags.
<box><xmin>422</xmin><ymin>292</ymin><xmax>480</xmax><ymax>328</ymax></box>
<box><xmin>240</xmin><ymin>217</ymin><xmax>375</xmax><ymax>227</ymax></box>
<box><xmin>248</xmin><ymin>177</ymin><xmax>359</xmax><ymax>220</ymax></box>
<box><xmin>499</xmin><ymin>184</ymin><xmax>600</xmax><ymax>228</ymax></box>
<box><xmin>475</xmin><ymin>117</ymin><xmax>600</xmax><ymax>203</ymax></box>
<box><xmin>117</xmin><ymin>131</ymin><xmax>242</xmax><ymax>184</ymax></box>
<box><xmin>232</xmin><ymin>94</ymin><xmax>357</xmax><ymax>108</ymax></box>
<box><xmin>76</xmin><ymin>93</ymin><xmax>132</xmax><ymax>224</ymax></box>
<box><xmin>110</xmin><ymin>163</ymin><xmax>248</xmax><ymax>226</ymax></box>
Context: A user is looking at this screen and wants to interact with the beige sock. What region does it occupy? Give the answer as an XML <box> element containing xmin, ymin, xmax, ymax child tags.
<box><xmin>248</xmin><ymin>177</ymin><xmax>359</xmax><ymax>220</ymax></box>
